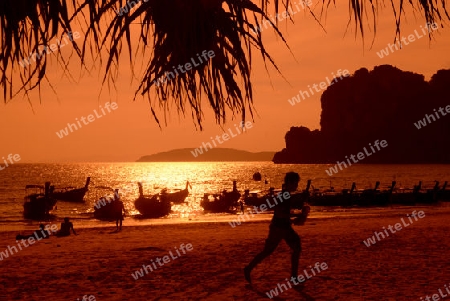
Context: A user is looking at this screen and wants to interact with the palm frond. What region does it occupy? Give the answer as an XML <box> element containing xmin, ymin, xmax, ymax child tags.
<box><xmin>0</xmin><ymin>0</ymin><xmax>97</xmax><ymax>101</ymax></box>
<box><xmin>0</xmin><ymin>0</ymin><xmax>448</xmax><ymax>128</ymax></box>
<box><xmin>100</xmin><ymin>0</ymin><xmax>289</xmax><ymax>128</ymax></box>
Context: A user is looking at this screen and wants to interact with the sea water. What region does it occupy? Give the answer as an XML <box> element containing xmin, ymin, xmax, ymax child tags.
<box><xmin>1</xmin><ymin>162</ymin><xmax>449</xmax><ymax>231</ymax></box>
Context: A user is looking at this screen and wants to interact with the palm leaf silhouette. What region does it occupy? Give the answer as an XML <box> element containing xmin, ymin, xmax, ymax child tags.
<box><xmin>0</xmin><ymin>0</ymin><xmax>101</xmax><ymax>101</ymax></box>
<box><xmin>0</xmin><ymin>0</ymin><xmax>448</xmax><ymax>127</ymax></box>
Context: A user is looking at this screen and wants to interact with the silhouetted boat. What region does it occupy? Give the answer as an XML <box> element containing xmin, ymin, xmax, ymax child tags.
<box><xmin>389</xmin><ymin>181</ymin><xmax>439</xmax><ymax>205</ymax></box>
<box><xmin>243</xmin><ymin>188</ymin><xmax>276</xmax><ymax>207</ymax></box>
<box><xmin>412</xmin><ymin>181</ymin><xmax>440</xmax><ymax>204</ymax></box>
<box><xmin>93</xmin><ymin>189</ymin><xmax>120</xmax><ymax>220</ymax></box>
<box><xmin>437</xmin><ymin>181</ymin><xmax>450</xmax><ymax>201</ymax></box>
<box><xmin>309</xmin><ymin>181</ymin><xmax>397</xmax><ymax>207</ymax></box>
<box><xmin>389</xmin><ymin>184</ymin><xmax>417</xmax><ymax>205</ymax></box>
<box><xmin>201</xmin><ymin>181</ymin><xmax>241</xmax><ymax>213</ymax></box>
<box><xmin>160</xmin><ymin>181</ymin><xmax>191</xmax><ymax>204</ymax></box>
<box><xmin>242</xmin><ymin>179</ymin><xmax>447</xmax><ymax>208</ymax></box>
<box><xmin>244</xmin><ymin>180</ymin><xmax>311</xmax><ymax>209</ymax></box>
<box><xmin>355</xmin><ymin>181</ymin><xmax>394</xmax><ymax>207</ymax></box>
<box><xmin>52</xmin><ymin>177</ymin><xmax>90</xmax><ymax>202</ymax></box>
<box><xmin>23</xmin><ymin>182</ymin><xmax>57</xmax><ymax>220</ymax></box>
<box><xmin>310</xmin><ymin>182</ymin><xmax>356</xmax><ymax>207</ymax></box>
<box><xmin>134</xmin><ymin>183</ymin><xmax>171</xmax><ymax>218</ymax></box>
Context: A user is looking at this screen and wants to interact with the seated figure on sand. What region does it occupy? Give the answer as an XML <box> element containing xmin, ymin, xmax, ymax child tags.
<box><xmin>56</xmin><ymin>217</ymin><xmax>77</xmax><ymax>237</ymax></box>
<box><xmin>16</xmin><ymin>224</ymin><xmax>51</xmax><ymax>240</ymax></box>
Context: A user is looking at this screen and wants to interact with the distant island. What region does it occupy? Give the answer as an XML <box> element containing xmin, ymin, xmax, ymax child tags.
<box><xmin>137</xmin><ymin>148</ymin><xmax>275</xmax><ymax>162</ymax></box>
<box><xmin>274</xmin><ymin>65</ymin><xmax>450</xmax><ymax>164</ymax></box>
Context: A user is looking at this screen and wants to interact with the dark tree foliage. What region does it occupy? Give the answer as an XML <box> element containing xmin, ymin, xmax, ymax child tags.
<box><xmin>0</xmin><ymin>0</ymin><xmax>448</xmax><ymax>127</ymax></box>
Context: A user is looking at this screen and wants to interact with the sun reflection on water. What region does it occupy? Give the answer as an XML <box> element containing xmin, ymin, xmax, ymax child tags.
<box><xmin>2</xmin><ymin>162</ymin><xmax>450</xmax><ymax>228</ymax></box>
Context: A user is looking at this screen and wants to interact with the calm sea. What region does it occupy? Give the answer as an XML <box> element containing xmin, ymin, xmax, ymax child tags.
<box><xmin>1</xmin><ymin>162</ymin><xmax>449</xmax><ymax>232</ymax></box>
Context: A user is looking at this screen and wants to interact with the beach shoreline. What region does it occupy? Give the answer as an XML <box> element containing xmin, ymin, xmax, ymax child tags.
<box><xmin>2</xmin><ymin>203</ymin><xmax>449</xmax><ymax>232</ymax></box>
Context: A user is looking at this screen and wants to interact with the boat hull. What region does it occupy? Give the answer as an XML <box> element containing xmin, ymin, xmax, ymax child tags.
<box><xmin>134</xmin><ymin>196</ymin><xmax>171</xmax><ymax>218</ymax></box>
<box><xmin>160</xmin><ymin>189</ymin><xmax>189</xmax><ymax>204</ymax></box>
<box><xmin>244</xmin><ymin>195</ymin><xmax>269</xmax><ymax>208</ymax></box>
<box><xmin>23</xmin><ymin>194</ymin><xmax>57</xmax><ymax>220</ymax></box>
<box><xmin>52</xmin><ymin>177</ymin><xmax>90</xmax><ymax>202</ymax></box>
<box><xmin>437</xmin><ymin>190</ymin><xmax>450</xmax><ymax>201</ymax></box>
<box><xmin>94</xmin><ymin>201</ymin><xmax>123</xmax><ymax>221</ymax></box>
<box><xmin>52</xmin><ymin>187</ymin><xmax>87</xmax><ymax>203</ymax></box>
<box><xmin>201</xmin><ymin>191</ymin><xmax>241</xmax><ymax>213</ymax></box>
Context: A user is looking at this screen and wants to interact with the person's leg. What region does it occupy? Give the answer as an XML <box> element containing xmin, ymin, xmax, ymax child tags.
<box><xmin>284</xmin><ymin>227</ymin><xmax>301</xmax><ymax>278</ymax></box>
<box><xmin>245</xmin><ymin>225</ymin><xmax>283</xmax><ymax>283</ymax></box>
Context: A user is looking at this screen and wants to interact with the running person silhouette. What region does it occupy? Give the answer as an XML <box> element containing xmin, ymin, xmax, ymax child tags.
<box><xmin>244</xmin><ymin>172</ymin><xmax>310</xmax><ymax>283</ymax></box>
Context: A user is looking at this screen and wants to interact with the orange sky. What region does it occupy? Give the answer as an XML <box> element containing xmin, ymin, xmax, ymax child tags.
<box><xmin>1</xmin><ymin>2</ymin><xmax>449</xmax><ymax>162</ymax></box>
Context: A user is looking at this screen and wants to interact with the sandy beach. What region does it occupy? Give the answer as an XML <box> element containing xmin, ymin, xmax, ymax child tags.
<box><xmin>1</xmin><ymin>206</ymin><xmax>450</xmax><ymax>301</ymax></box>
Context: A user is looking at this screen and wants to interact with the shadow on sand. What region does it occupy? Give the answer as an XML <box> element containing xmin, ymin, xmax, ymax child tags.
<box><xmin>130</xmin><ymin>246</ymin><xmax>166</xmax><ymax>252</ymax></box>
<box><xmin>246</xmin><ymin>283</ymin><xmax>315</xmax><ymax>301</ymax></box>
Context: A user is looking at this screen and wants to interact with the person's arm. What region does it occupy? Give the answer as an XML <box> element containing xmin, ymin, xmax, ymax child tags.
<box><xmin>70</xmin><ymin>223</ymin><xmax>77</xmax><ymax>235</ymax></box>
<box><xmin>292</xmin><ymin>205</ymin><xmax>310</xmax><ymax>225</ymax></box>
<box><xmin>290</xmin><ymin>213</ymin><xmax>303</xmax><ymax>218</ymax></box>
<box><xmin>274</xmin><ymin>209</ymin><xmax>303</xmax><ymax>218</ymax></box>
<box><xmin>273</xmin><ymin>213</ymin><xmax>291</xmax><ymax>219</ymax></box>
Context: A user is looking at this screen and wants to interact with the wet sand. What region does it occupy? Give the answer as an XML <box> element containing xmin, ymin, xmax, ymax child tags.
<box><xmin>1</xmin><ymin>207</ymin><xmax>450</xmax><ymax>301</ymax></box>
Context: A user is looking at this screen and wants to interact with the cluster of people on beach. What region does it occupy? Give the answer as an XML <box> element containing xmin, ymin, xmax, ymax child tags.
<box><xmin>16</xmin><ymin>217</ymin><xmax>77</xmax><ymax>242</ymax></box>
<box><xmin>1</xmin><ymin>218</ymin><xmax>78</xmax><ymax>261</ymax></box>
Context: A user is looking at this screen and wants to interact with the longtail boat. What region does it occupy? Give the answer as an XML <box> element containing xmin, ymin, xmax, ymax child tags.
<box><xmin>23</xmin><ymin>182</ymin><xmax>57</xmax><ymax>220</ymax></box>
<box><xmin>93</xmin><ymin>189</ymin><xmax>121</xmax><ymax>220</ymax></box>
<box><xmin>243</xmin><ymin>188</ymin><xmax>276</xmax><ymax>208</ymax></box>
<box><xmin>310</xmin><ymin>182</ymin><xmax>356</xmax><ymax>207</ymax></box>
<box><xmin>355</xmin><ymin>181</ymin><xmax>394</xmax><ymax>207</ymax></box>
<box><xmin>437</xmin><ymin>181</ymin><xmax>450</xmax><ymax>201</ymax></box>
<box><xmin>390</xmin><ymin>181</ymin><xmax>439</xmax><ymax>205</ymax></box>
<box><xmin>160</xmin><ymin>181</ymin><xmax>191</xmax><ymax>204</ymax></box>
<box><xmin>201</xmin><ymin>181</ymin><xmax>241</xmax><ymax>213</ymax></box>
<box><xmin>134</xmin><ymin>183</ymin><xmax>171</xmax><ymax>218</ymax></box>
<box><xmin>52</xmin><ymin>177</ymin><xmax>90</xmax><ymax>202</ymax></box>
